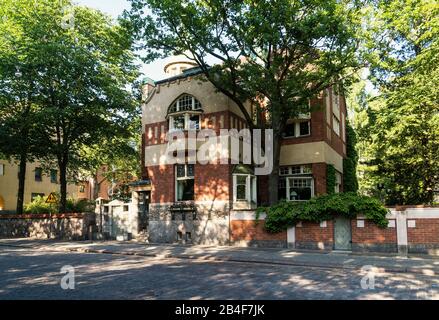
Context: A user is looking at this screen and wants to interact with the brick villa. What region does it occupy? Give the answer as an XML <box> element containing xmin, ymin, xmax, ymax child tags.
<box><xmin>136</xmin><ymin>56</ymin><xmax>348</xmax><ymax>248</ymax></box>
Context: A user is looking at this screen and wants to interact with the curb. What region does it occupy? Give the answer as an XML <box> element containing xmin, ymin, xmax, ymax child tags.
<box><xmin>0</xmin><ymin>242</ymin><xmax>435</xmax><ymax>275</ymax></box>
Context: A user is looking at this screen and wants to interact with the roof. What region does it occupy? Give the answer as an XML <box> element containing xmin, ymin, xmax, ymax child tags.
<box><xmin>155</xmin><ymin>67</ymin><xmax>205</xmax><ymax>85</ymax></box>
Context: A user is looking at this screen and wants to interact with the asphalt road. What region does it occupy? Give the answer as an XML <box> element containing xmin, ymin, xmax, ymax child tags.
<box><xmin>0</xmin><ymin>246</ymin><xmax>438</xmax><ymax>300</ymax></box>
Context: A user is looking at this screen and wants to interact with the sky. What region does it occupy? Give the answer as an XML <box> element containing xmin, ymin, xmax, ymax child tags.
<box><xmin>74</xmin><ymin>0</ymin><xmax>168</xmax><ymax>80</ymax></box>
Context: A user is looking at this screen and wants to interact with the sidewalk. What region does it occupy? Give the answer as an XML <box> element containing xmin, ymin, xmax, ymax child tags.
<box><xmin>1</xmin><ymin>238</ymin><xmax>439</xmax><ymax>275</ymax></box>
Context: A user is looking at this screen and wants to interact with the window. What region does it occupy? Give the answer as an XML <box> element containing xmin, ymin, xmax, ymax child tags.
<box><xmin>168</xmin><ymin>95</ymin><xmax>202</xmax><ymax>131</ymax></box>
<box><xmin>287</xmin><ymin>178</ymin><xmax>314</xmax><ymax>201</ymax></box>
<box><xmin>79</xmin><ymin>185</ymin><xmax>85</xmax><ymax>193</ymax></box>
<box><xmin>31</xmin><ymin>193</ymin><xmax>45</xmax><ymax>202</ymax></box>
<box><xmin>333</xmin><ymin>115</ymin><xmax>340</xmax><ymax>136</ymax></box>
<box><xmin>284</xmin><ymin>122</ymin><xmax>295</xmax><ymax>138</ymax></box>
<box><xmin>335</xmin><ymin>172</ymin><xmax>342</xmax><ymax>193</ymax></box>
<box><xmin>282</xmin><ymin>121</ymin><xmax>310</xmax><ymax>138</ymax></box>
<box><xmin>175</xmin><ymin>164</ymin><xmax>194</xmax><ymax>201</ymax></box>
<box><xmin>299</xmin><ymin>121</ymin><xmax>310</xmax><ymax>136</ymax></box>
<box><xmin>278</xmin><ymin>167</ymin><xmax>314</xmax><ymax>201</ymax></box>
<box><xmin>50</xmin><ymin>169</ymin><xmax>57</xmax><ymax>183</ymax></box>
<box><xmin>278</xmin><ymin>177</ymin><xmax>287</xmax><ymax>201</ymax></box>
<box><xmin>0</xmin><ymin>164</ymin><xmax>4</xmax><ymax>176</ymax></box>
<box><xmin>279</xmin><ymin>165</ymin><xmax>312</xmax><ymax>176</ymax></box>
<box><xmin>35</xmin><ymin>167</ymin><xmax>42</xmax><ymax>182</ymax></box>
<box><xmin>233</xmin><ymin>174</ymin><xmax>257</xmax><ymax>209</ymax></box>
<box><xmin>236</xmin><ymin>175</ymin><xmax>247</xmax><ymax>200</ymax></box>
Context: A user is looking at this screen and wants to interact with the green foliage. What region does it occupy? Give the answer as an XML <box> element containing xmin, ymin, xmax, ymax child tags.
<box><xmin>326</xmin><ymin>164</ymin><xmax>336</xmax><ymax>194</ymax></box>
<box><xmin>257</xmin><ymin>193</ymin><xmax>389</xmax><ymax>233</ymax></box>
<box><xmin>354</xmin><ymin>0</ymin><xmax>439</xmax><ymax>205</ymax></box>
<box><xmin>0</xmin><ymin>0</ymin><xmax>140</xmax><ymax>212</ymax></box>
<box><xmin>24</xmin><ymin>196</ymin><xmax>57</xmax><ymax>214</ymax></box>
<box><xmin>343</xmin><ymin>122</ymin><xmax>359</xmax><ymax>192</ymax></box>
<box><xmin>125</xmin><ymin>0</ymin><xmax>366</xmax><ymax>203</ymax></box>
<box><xmin>23</xmin><ymin>195</ymin><xmax>95</xmax><ymax>214</ymax></box>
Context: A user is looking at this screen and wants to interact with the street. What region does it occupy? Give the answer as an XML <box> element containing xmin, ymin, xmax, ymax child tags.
<box><xmin>0</xmin><ymin>245</ymin><xmax>438</xmax><ymax>300</ymax></box>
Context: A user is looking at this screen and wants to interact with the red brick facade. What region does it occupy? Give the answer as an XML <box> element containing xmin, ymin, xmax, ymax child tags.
<box><xmin>351</xmin><ymin>219</ymin><xmax>397</xmax><ymax>244</ymax></box>
<box><xmin>296</xmin><ymin>221</ymin><xmax>334</xmax><ymax>246</ymax></box>
<box><xmin>231</xmin><ymin>220</ymin><xmax>287</xmax><ymax>242</ymax></box>
<box><xmin>407</xmin><ymin>219</ymin><xmax>439</xmax><ymax>244</ymax></box>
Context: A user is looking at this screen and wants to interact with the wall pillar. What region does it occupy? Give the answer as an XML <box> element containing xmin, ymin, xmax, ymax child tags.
<box><xmin>287</xmin><ymin>227</ymin><xmax>295</xmax><ymax>248</ymax></box>
<box><xmin>396</xmin><ymin>210</ymin><xmax>408</xmax><ymax>256</ymax></box>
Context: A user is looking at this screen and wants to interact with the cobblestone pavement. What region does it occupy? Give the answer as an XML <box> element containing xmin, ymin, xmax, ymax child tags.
<box><xmin>0</xmin><ymin>246</ymin><xmax>438</xmax><ymax>300</ymax></box>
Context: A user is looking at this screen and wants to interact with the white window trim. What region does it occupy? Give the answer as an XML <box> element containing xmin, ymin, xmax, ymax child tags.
<box><xmin>333</xmin><ymin>115</ymin><xmax>340</xmax><ymax>136</ymax></box>
<box><xmin>233</xmin><ymin>174</ymin><xmax>257</xmax><ymax>208</ymax></box>
<box><xmin>169</xmin><ymin>113</ymin><xmax>201</xmax><ymax>132</ymax></box>
<box><xmin>175</xmin><ymin>164</ymin><xmax>195</xmax><ymax>202</ymax></box>
<box><xmin>286</xmin><ymin>177</ymin><xmax>314</xmax><ymax>202</ymax></box>
<box><xmin>283</xmin><ymin>120</ymin><xmax>311</xmax><ymax>138</ymax></box>
<box><xmin>279</xmin><ymin>165</ymin><xmax>312</xmax><ymax>176</ymax></box>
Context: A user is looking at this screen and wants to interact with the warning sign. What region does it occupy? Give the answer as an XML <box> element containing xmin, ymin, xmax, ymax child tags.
<box><xmin>45</xmin><ymin>192</ymin><xmax>58</xmax><ymax>204</ymax></box>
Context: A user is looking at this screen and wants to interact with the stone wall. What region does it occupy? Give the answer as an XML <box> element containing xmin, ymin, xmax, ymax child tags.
<box><xmin>0</xmin><ymin>213</ymin><xmax>95</xmax><ymax>240</ymax></box>
<box><xmin>148</xmin><ymin>201</ymin><xmax>230</xmax><ymax>245</ymax></box>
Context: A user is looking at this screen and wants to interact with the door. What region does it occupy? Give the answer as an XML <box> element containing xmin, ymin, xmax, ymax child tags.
<box><xmin>138</xmin><ymin>191</ymin><xmax>150</xmax><ymax>232</ymax></box>
<box><xmin>334</xmin><ymin>216</ymin><xmax>352</xmax><ymax>250</ymax></box>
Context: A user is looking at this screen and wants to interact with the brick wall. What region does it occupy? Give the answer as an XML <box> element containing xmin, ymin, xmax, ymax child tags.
<box><xmin>231</xmin><ymin>220</ymin><xmax>286</xmax><ymax>242</ymax></box>
<box><xmin>194</xmin><ymin>163</ymin><xmax>231</xmax><ymax>202</ymax></box>
<box><xmin>351</xmin><ymin>219</ymin><xmax>397</xmax><ymax>253</ymax></box>
<box><xmin>147</xmin><ymin>165</ymin><xmax>175</xmax><ymax>203</ymax></box>
<box><xmin>312</xmin><ymin>163</ymin><xmax>327</xmax><ymax>195</ymax></box>
<box><xmin>352</xmin><ymin>220</ymin><xmax>397</xmax><ymax>244</ymax></box>
<box><xmin>407</xmin><ymin>219</ymin><xmax>439</xmax><ymax>244</ymax></box>
<box><xmin>295</xmin><ymin>221</ymin><xmax>334</xmax><ymax>250</ymax></box>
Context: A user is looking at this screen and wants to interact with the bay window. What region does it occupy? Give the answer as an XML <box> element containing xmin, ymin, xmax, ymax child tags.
<box><xmin>175</xmin><ymin>164</ymin><xmax>194</xmax><ymax>202</ymax></box>
<box><xmin>232</xmin><ymin>165</ymin><xmax>257</xmax><ymax>209</ymax></box>
<box><xmin>278</xmin><ymin>165</ymin><xmax>314</xmax><ymax>201</ymax></box>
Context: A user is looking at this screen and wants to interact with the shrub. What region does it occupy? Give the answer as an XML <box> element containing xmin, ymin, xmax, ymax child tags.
<box><xmin>24</xmin><ymin>196</ymin><xmax>57</xmax><ymax>214</ymax></box>
<box><xmin>257</xmin><ymin>192</ymin><xmax>389</xmax><ymax>233</ymax></box>
<box><xmin>24</xmin><ymin>195</ymin><xmax>95</xmax><ymax>214</ymax></box>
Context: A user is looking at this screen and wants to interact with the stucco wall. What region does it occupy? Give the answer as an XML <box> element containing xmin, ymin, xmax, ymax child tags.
<box><xmin>0</xmin><ymin>160</ymin><xmax>78</xmax><ymax>211</ymax></box>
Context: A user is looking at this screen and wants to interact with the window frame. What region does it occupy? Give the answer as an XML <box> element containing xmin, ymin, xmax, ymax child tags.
<box><xmin>34</xmin><ymin>167</ymin><xmax>43</xmax><ymax>182</ymax></box>
<box><xmin>333</xmin><ymin>115</ymin><xmax>340</xmax><ymax>136</ymax></box>
<box><xmin>175</xmin><ymin>164</ymin><xmax>195</xmax><ymax>202</ymax></box>
<box><xmin>50</xmin><ymin>169</ymin><xmax>58</xmax><ymax>184</ymax></box>
<box><xmin>282</xmin><ymin>120</ymin><xmax>311</xmax><ymax>138</ymax></box>
<box><xmin>168</xmin><ymin>95</ymin><xmax>203</xmax><ymax>132</ymax></box>
<box><xmin>232</xmin><ymin>173</ymin><xmax>257</xmax><ymax>208</ymax></box>
<box><xmin>0</xmin><ymin>163</ymin><xmax>4</xmax><ymax>176</ymax></box>
<box><xmin>286</xmin><ymin>177</ymin><xmax>314</xmax><ymax>202</ymax></box>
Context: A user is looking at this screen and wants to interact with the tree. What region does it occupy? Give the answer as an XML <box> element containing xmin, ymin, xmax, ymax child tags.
<box><xmin>359</xmin><ymin>0</ymin><xmax>439</xmax><ymax>204</ymax></box>
<box><xmin>1</xmin><ymin>0</ymin><xmax>140</xmax><ymax>212</ymax></box>
<box><xmin>343</xmin><ymin>122</ymin><xmax>359</xmax><ymax>192</ymax></box>
<box><xmin>124</xmin><ymin>0</ymin><xmax>365</xmax><ymax>204</ymax></box>
<box><xmin>0</xmin><ymin>0</ymin><xmax>48</xmax><ymax>213</ymax></box>
<box><xmin>77</xmin><ymin>117</ymin><xmax>142</xmax><ymax>201</ymax></box>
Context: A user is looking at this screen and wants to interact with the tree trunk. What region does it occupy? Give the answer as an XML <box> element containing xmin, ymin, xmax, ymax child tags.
<box><xmin>58</xmin><ymin>157</ymin><xmax>68</xmax><ymax>213</ymax></box>
<box><xmin>92</xmin><ymin>174</ymin><xmax>99</xmax><ymax>200</ymax></box>
<box><xmin>268</xmin><ymin>131</ymin><xmax>282</xmax><ymax>205</ymax></box>
<box><xmin>16</xmin><ymin>152</ymin><xmax>27</xmax><ymax>214</ymax></box>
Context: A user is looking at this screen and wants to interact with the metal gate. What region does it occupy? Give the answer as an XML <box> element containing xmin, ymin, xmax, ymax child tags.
<box><xmin>334</xmin><ymin>216</ymin><xmax>352</xmax><ymax>250</ymax></box>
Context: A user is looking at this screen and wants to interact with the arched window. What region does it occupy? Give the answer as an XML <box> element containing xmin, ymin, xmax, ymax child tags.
<box><xmin>167</xmin><ymin>94</ymin><xmax>203</xmax><ymax>131</ymax></box>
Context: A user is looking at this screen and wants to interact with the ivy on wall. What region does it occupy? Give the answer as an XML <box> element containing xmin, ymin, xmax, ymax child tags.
<box><xmin>343</xmin><ymin>122</ymin><xmax>359</xmax><ymax>192</ymax></box>
<box><xmin>256</xmin><ymin>192</ymin><xmax>389</xmax><ymax>233</ymax></box>
<box><xmin>326</xmin><ymin>164</ymin><xmax>336</xmax><ymax>194</ymax></box>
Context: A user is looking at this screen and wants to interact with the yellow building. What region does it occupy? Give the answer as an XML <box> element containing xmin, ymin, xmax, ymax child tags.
<box><xmin>0</xmin><ymin>160</ymin><xmax>77</xmax><ymax>211</ymax></box>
